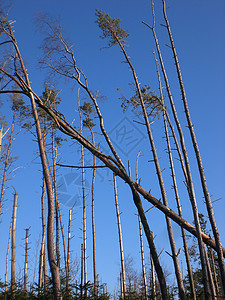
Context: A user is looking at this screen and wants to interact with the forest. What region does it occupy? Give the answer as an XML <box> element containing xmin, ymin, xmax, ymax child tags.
<box><xmin>0</xmin><ymin>0</ymin><xmax>224</xmax><ymax>299</ymax></box>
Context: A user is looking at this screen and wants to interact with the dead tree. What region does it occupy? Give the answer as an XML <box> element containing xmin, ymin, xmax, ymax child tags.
<box><xmin>154</xmin><ymin>51</ymin><xmax>196</xmax><ymax>299</ymax></box>
<box><xmin>142</xmin><ymin>1</ymin><xmax>212</xmax><ymax>297</ymax></box>
<box><xmin>97</xmin><ymin>11</ymin><xmax>185</xmax><ymax>299</ymax></box>
<box><xmin>161</xmin><ymin>0</ymin><xmax>225</xmax><ymax>293</ymax></box>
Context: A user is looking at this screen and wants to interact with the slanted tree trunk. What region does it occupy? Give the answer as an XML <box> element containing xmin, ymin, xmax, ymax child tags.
<box><xmin>11</xmin><ymin>191</ymin><xmax>18</xmax><ymax>295</ymax></box>
<box><xmin>23</xmin><ymin>228</ymin><xmax>29</xmax><ymax>292</ymax></box>
<box><xmin>138</xmin><ymin>215</ymin><xmax>148</xmax><ymax>299</ymax></box>
<box><xmin>150</xmin><ymin>255</ymin><xmax>156</xmax><ymax>299</ymax></box>
<box><xmin>113</xmin><ymin>173</ymin><xmax>127</xmax><ymax>298</ymax></box>
<box><xmin>136</xmin><ymin>153</ymin><xmax>148</xmax><ymax>299</ymax></box>
<box><xmin>143</xmin><ymin>2</ymin><xmax>211</xmax><ymax>297</ymax></box>
<box><xmin>113</xmin><ymin>24</ymin><xmax>186</xmax><ymax>299</ymax></box>
<box><xmin>154</xmin><ymin>50</ymin><xmax>196</xmax><ymax>299</ymax></box>
<box><xmin>5</xmin><ymin>24</ymin><xmax>62</xmax><ymax>299</ymax></box>
<box><xmin>161</xmin><ymin>0</ymin><xmax>225</xmax><ymax>293</ymax></box>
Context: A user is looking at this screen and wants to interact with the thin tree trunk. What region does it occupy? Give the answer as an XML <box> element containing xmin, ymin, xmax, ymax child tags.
<box><xmin>138</xmin><ymin>215</ymin><xmax>148</xmax><ymax>299</ymax></box>
<box><xmin>11</xmin><ymin>191</ymin><xmax>17</xmax><ymax>295</ymax></box>
<box><xmin>150</xmin><ymin>255</ymin><xmax>156</xmax><ymax>299</ymax></box>
<box><xmin>154</xmin><ymin>50</ymin><xmax>196</xmax><ymax>300</ymax></box>
<box><xmin>78</xmin><ymin>97</ymin><xmax>88</xmax><ymax>296</ymax></box>
<box><xmin>38</xmin><ymin>224</ymin><xmax>46</xmax><ymax>292</ymax></box>
<box><xmin>136</xmin><ymin>153</ymin><xmax>148</xmax><ymax>299</ymax></box>
<box><xmin>204</xmin><ymin>244</ymin><xmax>216</xmax><ymax>299</ymax></box>
<box><xmin>0</xmin><ymin>112</ymin><xmax>15</xmax><ymax>215</ymax></box>
<box><xmin>113</xmin><ymin>173</ymin><xmax>127</xmax><ymax>298</ymax></box>
<box><xmin>143</xmin><ymin>2</ymin><xmax>211</xmax><ymax>297</ymax></box>
<box><xmin>23</xmin><ymin>228</ymin><xmax>29</xmax><ymax>292</ymax></box>
<box><xmin>162</xmin><ymin>0</ymin><xmax>225</xmax><ymax>293</ymax></box>
<box><xmin>52</xmin><ymin>129</ymin><xmax>60</xmax><ymax>269</ymax></box>
<box><xmin>5</xmin><ymin>218</ymin><xmax>12</xmax><ymax>293</ymax></box>
<box><xmin>57</xmin><ymin>201</ymin><xmax>69</xmax><ymax>287</ymax></box>
<box><xmin>80</xmin><ymin>243</ymin><xmax>83</xmax><ymax>299</ymax></box>
<box><xmin>90</xmin><ymin>129</ymin><xmax>97</xmax><ymax>299</ymax></box>
<box><xmin>67</xmin><ymin>208</ymin><xmax>72</xmax><ymax>292</ymax></box>
<box><xmin>208</xmin><ymin>246</ymin><xmax>220</xmax><ymax>296</ymax></box>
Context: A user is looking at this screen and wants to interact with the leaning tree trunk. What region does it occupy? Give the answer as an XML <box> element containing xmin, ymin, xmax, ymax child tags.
<box><xmin>7</xmin><ymin>24</ymin><xmax>62</xmax><ymax>299</ymax></box>
<box><xmin>136</xmin><ymin>153</ymin><xmax>148</xmax><ymax>299</ymax></box>
<box><xmin>113</xmin><ymin>173</ymin><xmax>127</xmax><ymax>298</ymax></box>
<box><xmin>162</xmin><ymin>0</ymin><xmax>225</xmax><ymax>293</ymax></box>
<box><xmin>143</xmin><ymin>3</ymin><xmax>211</xmax><ymax>297</ymax></box>
<box><xmin>154</xmin><ymin>50</ymin><xmax>196</xmax><ymax>300</ymax></box>
<box><xmin>114</xmin><ymin>30</ymin><xmax>186</xmax><ymax>299</ymax></box>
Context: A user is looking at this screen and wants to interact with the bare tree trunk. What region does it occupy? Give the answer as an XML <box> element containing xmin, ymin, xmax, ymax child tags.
<box><xmin>150</xmin><ymin>255</ymin><xmax>156</xmax><ymax>300</ymax></box>
<box><xmin>38</xmin><ymin>224</ymin><xmax>46</xmax><ymax>292</ymax></box>
<box><xmin>23</xmin><ymin>228</ymin><xmax>29</xmax><ymax>292</ymax></box>
<box><xmin>154</xmin><ymin>51</ymin><xmax>196</xmax><ymax>300</ymax></box>
<box><xmin>80</xmin><ymin>243</ymin><xmax>83</xmax><ymax>299</ymax></box>
<box><xmin>5</xmin><ymin>218</ymin><xmax>12</xmax><ymax>294</ymax></box>
<box><xmin>113</xmin><ymin>173</ymin><xmax>127</xmax><ymax>298</ymax></box>
<box><xmin>138</xmin><ymin>215</ymin><xmax>148</xmax><ymax>299</ymax></box>
<box><xmin>90</xmin><ymin>129</ymin><xmax>97</xmax><ymax>299</ymax></box>
<box><xmin>161</xmin><ymin>0</ymin><xmax>225</xmax><ymax>293</ymax></box>
<box><xmin>114</xmin><ymin>26</ymin><xmax>186</xmax><ymax>299</ymax></box>
<box><xmin>11</xmin><ymin>191</ymin><xmax>17</xmax><ymax>295</ymax></box>
<box><xmin>143</xmin><ymin>2</ymin><xmax>211</xmax><ymax>297</ymax></box>
<box><xmin>52</xmin><ymin>130</ymin><xmax>60</xmax><ymax>269</ymax></box>
<box><xmin>78</xmin><ymin>98</ymin><xmax>87</xmax><ymax>295</ymax></box>
<box><xmin>208</xmin><ymin>246</ymin><xmax>220</xmax><ymax>296</ymax></box>
<box><xmin>0</xmin><ymin>112</ymin><xmax>15</xmax><ymax>215</ymax></box>
<box><xmin>136</xmin><ymin>153</ymin><xmax>148</xmax><ymax>299</ymax></box>
<box><xmin>204</xmin><ymin>244</ymin><xmax>216</xmax><ymax>299</ymax></box>
<box><xmin>57</xmin><ymin>201</ymin><xmax>69</xmax><ymax>288</ymax></box>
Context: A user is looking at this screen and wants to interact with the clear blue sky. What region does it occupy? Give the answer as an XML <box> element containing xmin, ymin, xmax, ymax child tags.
<box><xmin>1</xmin><ymin>0</ymin><xmax>225</xmax><ymax>295</ymax></box>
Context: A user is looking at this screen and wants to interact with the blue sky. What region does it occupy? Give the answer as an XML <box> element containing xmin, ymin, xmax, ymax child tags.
<box><xmin>0</xmin><ymin>0</ymin><xmax>225</xmax><ymax>295</ymax></box>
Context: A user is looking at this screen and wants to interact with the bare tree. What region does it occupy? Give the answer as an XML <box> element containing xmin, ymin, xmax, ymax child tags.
<box><xmin>161</xmin><ymin>0</ymin><xmax>225</xmax><ymax>293</ymax></box>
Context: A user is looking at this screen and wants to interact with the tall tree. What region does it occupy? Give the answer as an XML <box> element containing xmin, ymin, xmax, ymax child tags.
<box><xmin>95</xmin><ymin>10</ymin><xmax>186</xmax><ymax>299</ymax></box>
<box><xmin>161</xmin><ymin>0</ymin><xmax>225</xmax><ymax>293</ymax></box>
